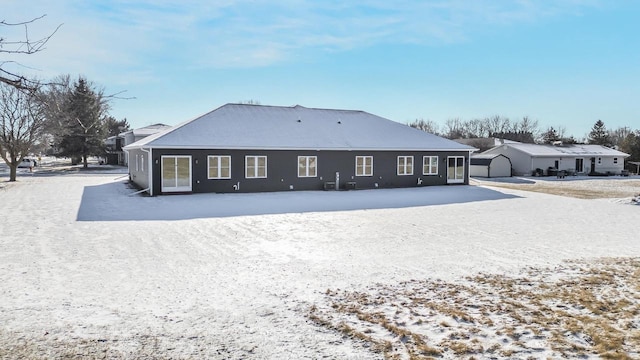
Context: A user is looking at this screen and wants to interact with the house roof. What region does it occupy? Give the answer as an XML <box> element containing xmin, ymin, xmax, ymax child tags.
<box><xmin>470</xmin><ymin>153</ymin><xmax>509</xmax><ymax>166</ymax></box>
<box><xmin>455</xmin><ymin>138</ymin><xmax>520</xmax><ymax>147</ymax></box>
<box><xmin>124</xmin><ymin>104</ymin><xmax>476</xmax><ymax>152</ymax></box>
<box><xmin>119</xmin><ymin>123</ymin><xmax>170</xmax><ymax>137</ymax></box>
<box><xmin>487</xmin><ymin>143</ymin><xmax>630</xmax><ymax>158</ymax></box>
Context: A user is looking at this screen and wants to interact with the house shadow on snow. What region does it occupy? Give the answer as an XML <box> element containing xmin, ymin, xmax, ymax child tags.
<box><xmin>77</xmin><ymin>180</ymin><xmax>521</xmax><ymax>221</ymax></box>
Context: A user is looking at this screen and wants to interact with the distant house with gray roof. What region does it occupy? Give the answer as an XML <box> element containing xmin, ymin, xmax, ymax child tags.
<box><xmin>482</xmin><ymin>143</ymin><xmax>630</xmax><ymax>176</ymax></box>
<box><xmin>119</xmin><ymin>124</ymin><xmax>171</xmax><ymax>166</ymax></box>
<box><xmin>123</xmin><ymin>103</ymin><xmax>475</xmax><ymax>195</ymax></box>
<box><xmin>106</xmin><ymin>123</ymin><xmax>171</xmax><ymax>166</ymax></box>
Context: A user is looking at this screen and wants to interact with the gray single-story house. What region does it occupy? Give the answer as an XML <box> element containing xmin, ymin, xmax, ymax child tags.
<box><xmin>470</xmin><ymin>154</ymin><xmax>512</xmax><ymax>178</ymax></box>
<box><xmin>124</xmin><ymin>104</ymin><xmax>475</xmax><ymax>195</ymax></box>
<box><xmin>482</xmin><ymin>143</ymin><xmax>630</xmax><ymax>176</ymax></box>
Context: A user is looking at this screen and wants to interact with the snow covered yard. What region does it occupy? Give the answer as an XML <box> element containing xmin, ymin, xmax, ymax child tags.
<box><xmin>1</xmin><ymin>170</ymin><xmax>639</xmax><ymax>359</ymax></box>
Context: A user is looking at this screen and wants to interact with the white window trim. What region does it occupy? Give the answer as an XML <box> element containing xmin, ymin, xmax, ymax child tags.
<box><xmin>135</xmin><ymin>154</ymin><xmax>139</xmax><ymax>172</ymax></box>
<box><xmin>141</xmin><ymin>154</ymin><xmax>145</xmax><ymax>172</ymax></box>
<box><xmin>297</xmin><ymin>156</ymin><xmax>317</xmax><ymax>178</ymax></box>
<box><xmin>423</xmin><ymin>156</ymin><xmax>438</xmax><ymax>175</ymax></box>
<box><xmin>245</xmin><ymin>155</ymin><xmax>267</xmax><ymax>179</ymax></box>
<box><xmin>208</xmin><ymin>155</ymin><xmax>232</xmax><ymax>179</ymax></box>
<box><xmin>355</xmin><ymin>156</ymin><xmax>373</xmax><ymax>177</ymax></box>
<box><xmin>397</xmin><ymin>156</ymin><xmax>413</xmax><ymax>176</ymax></box>
<box><xmin>613</xmin><ymin>157</ymin><xmax>618</xmax><ymax>164</ymax></box>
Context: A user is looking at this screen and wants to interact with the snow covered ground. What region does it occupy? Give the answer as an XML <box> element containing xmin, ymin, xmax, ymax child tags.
<box><xmin>0</xmin><ymin>164</ymin><xmax>638</xmax><ymax>359</ymax></box>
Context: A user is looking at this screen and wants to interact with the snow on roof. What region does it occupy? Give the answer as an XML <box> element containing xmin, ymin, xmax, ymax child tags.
<box><xmin>119</xmin><ymin>123</ymin><xmax>171</xmax><ymax>137</ymax></box>
<box><xmin>456</xmin><ymin>138</ymin><xmax>520</xmax><ymax>147</ymax></box>
<box><xmin>496</xmin><ymin>143</ymin><xmax>629</xmax><ymax>157</ymax></box>
<box><xmin>470</xmin><ymin>153</ymin><xmax>509</xmax><ymax>166</ymax></box>
<box><xmin>125</xmin><ymin>104</ymin><xmax>475</xmax><ymax>151</ymax></box>
<box><xmin>471</xmin><ymin>153</ymin><xmax>506</xmax><ymax>160</ymax></box>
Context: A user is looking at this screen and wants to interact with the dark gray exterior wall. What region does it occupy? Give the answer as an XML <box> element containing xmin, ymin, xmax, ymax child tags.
<box><xmin>142</xmin><ymin>148</ymin><xmax>470</xmax><ymax>195</ymax></box>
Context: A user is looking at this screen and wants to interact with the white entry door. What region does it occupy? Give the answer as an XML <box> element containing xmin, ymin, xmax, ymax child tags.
<box><xmin>447</xmin><ymin>156</ymin><xmax>465</xmax><ymax>184</ymax></box>
<box><xmin>161</xmin><ymin>155</ymin><xmax>192</xmax><ymax>192</ymax></box>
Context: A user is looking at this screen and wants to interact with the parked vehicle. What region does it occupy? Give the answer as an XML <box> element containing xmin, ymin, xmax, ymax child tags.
<box><xmin>17</xmin><ymin>158</ymin><xmax>34</xmax><ymax>168</ymax></box>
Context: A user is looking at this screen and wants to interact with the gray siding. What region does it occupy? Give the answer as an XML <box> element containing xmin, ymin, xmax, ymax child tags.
<box><xmin>143</xmin><ymin>149</ymin><xmax>470</xmax><ymax>195</ymax></box>
<box><xmin>485</xmin><ymin>146</ymin><xmax>531</xmax><ymax>176</ymax></box>
<box><xmin>127</xmin><ymin>148</ymin><xmax>151</xmax><ymax>190</ymax></box>
<box><xmin>488</xmin><ymin>155</ymin><xmax>512</xmax><ymax>177</ymax></box>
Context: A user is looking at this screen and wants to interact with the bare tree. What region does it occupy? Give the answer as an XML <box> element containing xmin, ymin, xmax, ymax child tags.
<box><xmin>609</xmin><ymin>126</ymin><xmax>632</xmax><ymax>148</ymax></box>
<box><xmin>1</xmin><ymin>15</ymin><xmax>61</xmax><ymax>91</ymax></box>
<box><xmin>485</xmin><ymin>115</ymin><xmax>511</xmax><ymax>135</ymax></box>
<box><xmin>443</xmin><ymin>118</ymin><xmax>465</xmax><ymax>139</ymax></box>
<box><xmin>238</xmin><ymin>99</ymin><xmax>261</xmax><ymax>105</ymax></box>
<box><xmin>466</xmin><ymin>118</ymin><xmax>489</xmax><ymax>138</ymax></box>
<box><xmin>407</xmin><ymin>118</ymin><xmax>439</xmax><ymax>135</ymax></box>
<box><xmin>513</xmin><ymin>116</ymin><xmax>540</xmax><ymax>136</ymax></box>
<box><xmin>0</xmin><ymin>82</ymin><xmax>46</xmax><ymax>181</ymax></box>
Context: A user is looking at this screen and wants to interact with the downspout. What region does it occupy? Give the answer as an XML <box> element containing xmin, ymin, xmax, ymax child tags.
<box><xmin>123</xmin><ymin>147</ymin><xmax>152</xmax><ymax>196</ymax></box>
<box><xmin>141</xmin><ymin>147</ymin><xmax>153</xmax><ymax>196</ymax></box>
<box><xmin>468</xmin><ymin>150</ymin><xmax>473</xmax><ymax>184</ymax></box>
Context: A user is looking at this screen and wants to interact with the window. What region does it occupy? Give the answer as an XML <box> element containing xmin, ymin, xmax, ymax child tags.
<box><xmin>423</xmin><ymin>156</ymin><xmax>438</xmax><ymax>175</ymax></box>
<box><xmin>245</xmin><ymin>156</ymin><xmax>267</xmax><ymax>178</ymax></box>
<box><xmin>141</xmin><ymin>155</ymin><xmax>144</xmax><ymax>172</ymax></box>
<box><xmin>298</xmin><ymin>156</ymin><xmax>317</xmax><ymax>177</ymax></box>
<box><xmin>135</xmin><ymin>154</ymin><xmax>139</xmax><ymax>172</ymax></box>
<box><xmin>598</xmin><ymin>157</ymin><xmax>602</xmax><ymax>164</ymax></box>
<box><xmin>614</xmin><ymin>157</ymin><xmax>618</xmax><ymax>164</ymax></box>
<box><xmin>355</xmin><ymin>156</ymin><xmax>373</xmax><ymax>176</ymax></box>
<box><xmin>397</xmin><ymin>156</ymin><xmax>413</xmax><ymax>175</ymax></box>
<box><xmin>161</xmin><ymin>155</ymin><xmax>192</xmax><ymax>192</ymax></box>
<box><xmin>208</xmin><ymin>155</ymin><xmax>231</xmax><ymax>179</ymax></box>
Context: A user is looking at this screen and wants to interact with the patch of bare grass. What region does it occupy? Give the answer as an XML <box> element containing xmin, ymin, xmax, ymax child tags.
<box><xmin>309</xmin><ymin>257</ymin><xmax>640</xmax><ymax>359</ymax></box>
<box><xmin>474</xmin><ymin>178</ymin><xmax>640</xmax><ymax>199</ymax></box>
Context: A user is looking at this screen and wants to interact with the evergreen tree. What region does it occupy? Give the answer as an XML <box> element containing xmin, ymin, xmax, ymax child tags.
<box><xmin>52</xmin><ymin>76</ymin><xmax>109</xmax><ymax>167</ymax></box>
<box><xmin>105</xmin><ymin>116</ymin><xmax>130</xmax><ymax>137</ymax></box>
<box><xmin>588</xmin><ymin>120</ymin><xmax>611</xmax><ymax>146</ymax></box>
<box><xmin>619</xmin><ymin>131</ymin><xmax>640</xmax><ymax>163</ymax></box>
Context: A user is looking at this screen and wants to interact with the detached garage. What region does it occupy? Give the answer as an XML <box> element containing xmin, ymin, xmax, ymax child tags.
<box><xmin>470</xmin><ymin>154</ymin><xmax>512</xmax><ymax>178</ymax></box>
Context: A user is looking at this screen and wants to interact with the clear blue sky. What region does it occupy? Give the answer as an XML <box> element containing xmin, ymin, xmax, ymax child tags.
<box><xmin>5</xmin><ymin>1</ymin><xmax>639</xmax><ymax>139</ymax></box>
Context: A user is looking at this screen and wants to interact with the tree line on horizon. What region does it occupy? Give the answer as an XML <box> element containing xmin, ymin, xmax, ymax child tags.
<box><xmin>2</xmin><ymin>16</ymin><xmax>639</xmax><ymax>182</ymax></box>
<box><xmin>408</xmin><ymin>117</ymin><xmax>640</xmax><ymax>163</ymax></box>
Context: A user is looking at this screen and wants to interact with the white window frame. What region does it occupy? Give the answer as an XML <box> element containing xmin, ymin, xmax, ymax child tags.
<box><xmin>614</xmin><ymin>157</ymin><xmax>618</xmax><ymax>164</ymax></box>
<box><xmin>423</xmin><ymin>156</ymin><xmax>438</xmax><ymax>175</ymax></box>
<box><xmin>141</xmin><ymin>154</ymin><xmax>145</xmax><ymax>172</ymax></box>
<box><xmin>245</xmin><ymin>155</ymin><xmax>267</xmax><ymax>179</ymax></box>
<box><xmin>161</xmin><ymin>155</ymin><xmax>192</xmax><ymax>193</ymax></box>
<box><xmin>208</xmin><ymin>155</ymin><xmax>231</xmax><ymax>179</ymax></box>
<box><xmin>397</xmin><ymin>156</ymin><xmax>413</xmax><ymax>176</ymax></box>
<box><xmin>355</xmin><ymin>156</ymin><xmax>373</xmax><ymax>177</ymax></box>
<box><xmin>297</xmin><ymin>156</ymin><xmax>317</xmax><ymax>178</ymax></box>
<box><xmin>135</xmin><ymin>154</ymin><xmax>139</xmax><ymax>172</ymax></box>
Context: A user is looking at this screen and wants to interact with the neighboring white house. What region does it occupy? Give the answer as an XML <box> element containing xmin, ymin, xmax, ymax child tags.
<box><xmin>454</xmin><ymin>138</ymin><xmax>521</xmax><ymax>153</ymax></box>
<box><xmin>470</xmin><ymin>154</ymin><xmax>512</xmax><ymax>177</ymax></box>
<box><xmin>482</xmin><ymin>143</ymin><xmax>630</xmax><ymax>176</ymax></box>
